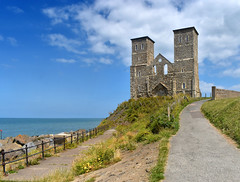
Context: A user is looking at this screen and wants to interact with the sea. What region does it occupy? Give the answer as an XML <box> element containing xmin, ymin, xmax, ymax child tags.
<box><xmin>0</xmin><ymin>118</ymin><xmax>103</xmax><ymax>139</ymax></box>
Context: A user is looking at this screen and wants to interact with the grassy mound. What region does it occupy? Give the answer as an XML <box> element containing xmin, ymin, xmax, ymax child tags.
<box><xmin>201</xmin><ymin>97</ymin><xmax>240</xmax><ymax>147</ymax></box>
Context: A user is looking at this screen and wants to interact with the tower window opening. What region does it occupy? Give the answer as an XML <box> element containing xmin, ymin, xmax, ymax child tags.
<box><xmin>153</xmin><ymin>65</ymin><xmax>157</xmax><ymax>75</ymax></box>
<box><xmin>141</xmin><ymin>43</ymin><xmax>144</xmax><ymax>50</ymax></box>
<box><xmin>135</xmin><ymin>44</ymin><xmax>138</xmax><ymax>50</ymax></box>
<box><xmin>164</xmin><ymin>64</ymin><xmax>168</xmax><ymax>75</ymax></box>
<box><xmin>138</xmin><ymin>71</ymin><xmax>141</xmax><ymax>77</ymax></box>
<box><xmin>181</xmin><ymin>68</ymin><xmax>184</xmax><ymax>72</ymax></box>
<box><xmin>186</xmin><ymin>35</ymin><xmax>189</xmax><ymax>42</ymax></box>
<box><xmin>178</xmin><ymin>36</ymin><xmax>182</xmax><ymax>43</ymax></box>
<box><xmin>182</xmin><ymin>83</ymin><xmax>186</xmax><ymax>89</ymax></box>
<box><xmin>159</xmin><ymin>58</ymin><xmax>162</xmax><ymax>62</ymax></box>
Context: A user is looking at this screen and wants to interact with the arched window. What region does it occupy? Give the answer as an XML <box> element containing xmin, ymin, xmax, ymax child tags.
<box><xmin>164</xmin><ymin>64</ymin><xmax>168</xmax><ymax>75</ymax></box>
<box><xmin>153</xmin><ymin>65</ymin><xmax>157</xmax><ymax>75</ymax></box>
<box><xmin>178</xmin><ymin>36</ymin><xmax>182</xmax><ymax>43</ymax></box>
<box><xmin>182</xmin><ymin>83</ymin><xmax>186</xmax><ymax>89</ymax></box>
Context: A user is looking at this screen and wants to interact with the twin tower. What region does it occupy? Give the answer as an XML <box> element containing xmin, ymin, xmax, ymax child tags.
<box><xmin>130</xmin><ymin>27</ymin><xmax>200</xmax><ymax>99</ymax></box>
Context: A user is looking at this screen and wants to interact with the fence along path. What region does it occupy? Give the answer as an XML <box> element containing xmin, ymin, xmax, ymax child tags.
<box><xmin>2</xmin><ymin>128</ymin><xmax>115</xmax><ymax>181</ymax></box>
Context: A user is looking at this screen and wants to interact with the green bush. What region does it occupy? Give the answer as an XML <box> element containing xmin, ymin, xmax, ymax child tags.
<box><xmin>73</xmin><ymin>144</ymin><xmax>115</xmax><ymax>175</ymax></box>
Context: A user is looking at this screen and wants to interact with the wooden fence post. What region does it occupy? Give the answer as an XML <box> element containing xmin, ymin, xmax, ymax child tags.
<box><xmin>168</xmin><ymin>105</ymin><xmax>170</xmax><ymax>121</ymax></box>
<box><xmin>77</xmin><ymin>132</ymin><xmax>79</xmax><ymax>143</ymax></box>
<box><xmin>64</xmin><ymin>136</ymin><xmax>66</xmax><ymax>150</ymax></box>
<box><xmin>54</xmin><ymin>137</ymin><xmax>57</xmax><ymax>153</ymax></box>
<box><xmin>1</xmin><ymin>149</ymin><xmax>6</xmax><ymax>175</ymax></box>
<box><xmin>42</xmin><ymin>141</ymin><xmax>44</xmax><ymax>160</ymax></box>
<box><xmin>82</xmin><ymin>131</ymin><xmax>84</xmax><ymax>142</ymax></box>
<box><xmin>25</xmin><ymin>145</ymin><xmax>29</xmax><ymax>166</ymax></box>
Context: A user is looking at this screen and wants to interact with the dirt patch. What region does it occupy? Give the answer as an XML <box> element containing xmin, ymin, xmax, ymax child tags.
<box><xmin>73</xmin><ymin>141</ymin><xmax>159</xmax><ymax>182</ymax></box>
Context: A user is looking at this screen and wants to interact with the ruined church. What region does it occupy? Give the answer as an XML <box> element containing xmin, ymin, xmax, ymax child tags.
<box><xmin>130</xmin><ymin>27</ymin><xmax>200</xmax><ymax>99</ymax></box>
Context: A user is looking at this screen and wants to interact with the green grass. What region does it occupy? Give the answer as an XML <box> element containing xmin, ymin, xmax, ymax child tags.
<box><xmin>201</xmin><ymin>97</ymin><xmax>240</xmax><ymax>147</ymax></box>
<box><xmin>1</xmin><ymin>95</ymin><xmax>202</xmax><ymax>182</ymax></box>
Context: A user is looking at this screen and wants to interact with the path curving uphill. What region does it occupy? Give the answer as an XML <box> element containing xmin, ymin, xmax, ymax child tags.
<box><xmin>164</xmin><ymin>100</ymin><xmax>240</xmax><ymax>182</ymax></box>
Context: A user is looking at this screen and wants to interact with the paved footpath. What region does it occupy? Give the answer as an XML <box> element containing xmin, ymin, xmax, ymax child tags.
<box><xmin>3</xmin><ymin>129</ymin><xmax>116</xmax><ymax>181</ymax></box>
<box><xmin>164</xmin><ymin>100</ymin><xmax>240</xmax><ymax>182</ymax></box>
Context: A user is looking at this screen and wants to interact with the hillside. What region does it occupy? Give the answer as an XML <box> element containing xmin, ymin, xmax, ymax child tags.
<box><xmin>201</xmin><ymin>97</ymin><xmax>240</xmax><ymax>147</ymax></box>
<box><xmin>95</xmin><ymin>95</ymin><xmax>198</xmax><ymax>181</ymax></box>
<box><xmin>0</xmin><ymin>95</ymin><xmax>199</xmax><ymax>182</ymax></box>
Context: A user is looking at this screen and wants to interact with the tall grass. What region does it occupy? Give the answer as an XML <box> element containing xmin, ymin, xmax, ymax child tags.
<box><xmin>201</xmin><ymin>97</ymin><xmax>240</xmax><ymax>147</ymax></box>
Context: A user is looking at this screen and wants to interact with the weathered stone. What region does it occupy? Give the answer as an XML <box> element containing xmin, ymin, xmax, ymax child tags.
<box><xmin>22</xmin><ymin>142</ymin><xmax>37</xmax><ymax>153</ymax></box>
<box><xmin>13</xmin><ymin>134</ymin><xmax>33</xmax><ymax>146</ymax></box>
<box><xmin>130</xmin><ymin>27</ymin><xmax>201</xmax><ymax>99</ymax></box>
<box><xmin>212</xmin><ymin>86</ymin><xmax>240</xmax><ymax>100</ymax></box>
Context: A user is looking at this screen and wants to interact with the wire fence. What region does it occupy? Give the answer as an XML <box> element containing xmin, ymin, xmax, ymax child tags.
<box><xmin>0</xmin><ymin>125</ymin><xmax>109</xmax><ymax>175</ymax></box>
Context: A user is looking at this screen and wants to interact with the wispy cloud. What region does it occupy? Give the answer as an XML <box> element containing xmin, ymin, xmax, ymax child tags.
<box><xmin>7</xmin><ymin>37</ymin><xmax>17</xmax><ymax>46</ymax></box>
<box><xmin>56</xmin><ymin>58</ymin><xmax>77</xmax><ymax>63</ymax></box>
<box><xmin>230</xmin><ymin>84</ymin><xmax>240</xmax><ymax>91</ymax></box>
<box><xmin>43</xmin><ymin>0</ymin><xmax>240</xmax><ymax>66</ymax></box>
<box><xmin>46</xmin><ymin>34</ymin><xmax>83</xmax><ymax>54</ymax></box>
<box><xmin>200</xmin><ymin>81</ymin><xmax>224</xmax><ymax>94</ymax></box>
<box><xmin>99</xmin><ymin>58</ymin><xmax>112</xmax><ymax>64</ymax></box>
<box><xmin>0</xmin><ymin>64</ymin><xmax>12</xmax><ymax>69</ymax></box>
<box><xmin>7</xmin><ymin>6</ymin><xmax>24</xmax><ymax>14</ymax></box>
<box><xmin>223</xmin><ymin>67</ymin><xmax>240</xmax><ymax>77</ymax></box>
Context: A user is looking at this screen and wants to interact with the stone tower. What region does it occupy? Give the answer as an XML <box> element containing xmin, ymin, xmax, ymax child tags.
<box><xmin>130</xmin><ymin>27</ymin><xmax>201</xmax><ymax>99</ymax></box>
<box><xmin>130</xmin><ymin>36</ymin><xmax>155</xmax><ymax>98</ymax></box>
<box><xmin>173</xmin><ymin>27</ymin><xmax>200</xmax><ymax>97</ymax></box>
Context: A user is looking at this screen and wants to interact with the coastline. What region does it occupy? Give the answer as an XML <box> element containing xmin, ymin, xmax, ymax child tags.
<box><xmin>0</xmin><ymin>118</ymin><xmax>103</xmax><ymax>139</ymax></box>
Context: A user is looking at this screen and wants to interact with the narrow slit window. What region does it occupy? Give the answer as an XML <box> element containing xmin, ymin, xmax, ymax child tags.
<box><xmin>135</xmin><ymin>44</ymin><xmax>138</xmax><ymax>51</ymax></box>
<box><xmin>164</xmin><ymin>64</ymin><xmax>168</xmax><ymax>75</ymax></box>
<box><xmin>138</xmin><ymin>71</ymin><xmax>141</xmax><ymax>77</ymax></box>
<box><xmin>178</xmin><ymin>36</ymin><xmax>182</xmax><ymax>43</ymax></box>
<box><xmin>182</xmin><ymin>83</ymin><xmax>186</xmax><ymax>89</ymax></box>
<box><xmin>153</xmin><ymin>65</ymin><xmax>157</xmax><ymax>75</ymax></box>
<box><xmin>141</xmin><ymin>43</ymin><xmax>144</xmax><ymax>50</ymax></box>
<box><xmin>186</xmin><ymin>35</ymin><xmax>189</xmax><ymax>42</ymax></box>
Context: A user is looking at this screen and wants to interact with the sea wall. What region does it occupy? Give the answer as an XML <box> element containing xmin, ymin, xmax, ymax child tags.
<box><xmin>212</xmin><ymin>86</ymin><xmax>240</xmax><ymax>100</ymax></box>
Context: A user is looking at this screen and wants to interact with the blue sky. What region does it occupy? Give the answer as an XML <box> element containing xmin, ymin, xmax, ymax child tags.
<box><xmin>0</xmin><ymin>0</ymin><xmax>240</xmax><ymax>118</ymax></box>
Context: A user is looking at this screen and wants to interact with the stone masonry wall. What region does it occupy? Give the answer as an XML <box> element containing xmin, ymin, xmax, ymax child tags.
<box><xmin>212</xmin><ymin>86</ymin><xmax>240</xmax><ymax>100</ymax></box>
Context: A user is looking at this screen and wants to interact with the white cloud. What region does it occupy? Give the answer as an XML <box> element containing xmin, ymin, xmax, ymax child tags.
<box><xmin>223</xmin><ymin>67</ymin><xmax>240</xmax><ymax>77</ymax></box>
<box><xmin>99</xmin><ymin>58</ymin><xmax>112</xmax><ymax>64</ymax></box>
<box><xmin>43</xmin><ymin>0</ymin><xmax>240</xmax><ymax>66</ymax></box>
<box><xmin>199</xmin><ymin>80</ymin><xmax>224</xmax><ymax>94</ymax></box>
<box><xmin>230</xmin><ymin>84</ymin><xmax>240</xmax><ymax>91</ymax></box>
<box><xmin>7</xmin><ymin>6</ymin><xmax>24</xmax><ymax>14</ymax></box>
<box><xmin>7</xmin><ymin>37</ymin><xmax>17</xmax><ymax>46</ymax></box>
<box><xmin>46</xmin><ymin>34</ymin><xmax>83</xmax><ymax>54</ymax></box>
<box><xmin>56</xmin><ymin>58</ymin><xmax>77</xmax><ymax>63</ymax></box>
<box><xmin>200</xmin><ymin>81</ymin><xmax>215</xmax><ymax>94</ymax></box>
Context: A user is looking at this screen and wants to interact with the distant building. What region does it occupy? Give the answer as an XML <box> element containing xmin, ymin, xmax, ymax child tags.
<box><xmin>130</xmin><ymin>27</ymin><xmax>200</xmax><ymax>98</ymax></box>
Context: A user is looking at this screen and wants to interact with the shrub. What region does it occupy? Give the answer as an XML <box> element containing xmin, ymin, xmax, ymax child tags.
<box><xmin>73</xmin><ymin>143</ymin><xmax>117</xmax><ymax>175</ymax></box>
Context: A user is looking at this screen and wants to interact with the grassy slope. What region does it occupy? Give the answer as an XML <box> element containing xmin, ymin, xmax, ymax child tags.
<box><xmin>99</xmin><ymin>95</ymin><xmax>199</xmax><ymax>181</ymax></box>
<box><xmin>1</xmin><ymin>95</ymin><xmax>199</xmax><ymax>182</ymax></box>
<box><xmin>201</xmin><ymin>97</ymin><xmax>240</xmax><ymax>148</ymax></box>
